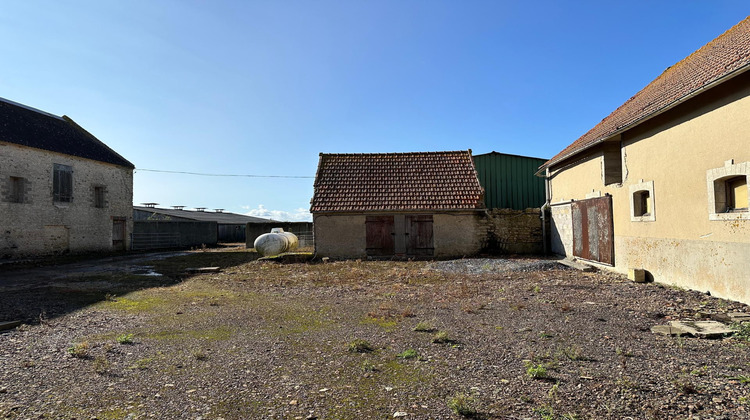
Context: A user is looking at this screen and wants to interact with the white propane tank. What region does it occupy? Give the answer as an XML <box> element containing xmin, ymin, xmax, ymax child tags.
<box><xmin>253</xmin><ymin>228</ymin><xmax>299</xmax><ymax>257</ymax></box>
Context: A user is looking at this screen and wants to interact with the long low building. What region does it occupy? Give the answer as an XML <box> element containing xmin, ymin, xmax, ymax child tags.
<box><xmin>134</xmin><ymin>205</ymin><xmax>276</xmax><ymax>243</ymax></box>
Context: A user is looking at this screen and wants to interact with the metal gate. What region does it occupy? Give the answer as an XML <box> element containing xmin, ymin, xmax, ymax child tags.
<box><xmin>406</xmin><ymin>215</ymin><xmax>434</xmax><ymax>256</ymax></box>
<box><xmin>572</xmin><ymin>195</ymin><xmax>614</xmax><ymax>265</ymax></box>
<box><xmin>366</xmin><ymin>216</ymin><xmax>395</xmax><ymax>256</ymax></box>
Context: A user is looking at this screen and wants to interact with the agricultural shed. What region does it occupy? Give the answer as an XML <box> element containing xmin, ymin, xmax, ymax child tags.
<box><xmin>133</xmin><ymin>205</ymin><xmax>276</xmax><ymax>243</ymax></box>
<box><xmin>310</xmin><ymin>150</ymin><xmax>486</xmax><ymax>258</ymax></box>
<box><xmin>472</xmin><ymin>151</ymin><xmax>547</xmax><ymax>210</ymax></box>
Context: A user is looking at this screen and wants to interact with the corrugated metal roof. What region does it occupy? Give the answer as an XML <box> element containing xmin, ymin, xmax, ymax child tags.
<box><xmin>310</xmin><ymin>150</ymin><xmax>485</xmax><ymax>212</ymax></box>
<box><xmin>541</xmin><ymin>16</ymin><xmax>750</xmax><ymax>172</ymax></box>
<box><xmin>134</xmin><ymin>206</ymin><xmax>278</xmax><ymax>224</ymax></box>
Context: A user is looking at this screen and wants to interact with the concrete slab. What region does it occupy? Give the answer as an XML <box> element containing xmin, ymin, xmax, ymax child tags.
<box><xmin>651</xmin><ymin>325</ymin><xmax>690</xmax><ymax>336</ymax></box>
<box><xmin>711</xmin><ymin>312</ymin><xmax>750</xmax><ymax>324</ymax></box>
<box><xmin>558</xmin><ymin>258</ymin><xmax>596</xmax><ymax>272</ymax></box>
<box><xmin>669</xmin><ymin>321</ymin><xmax>734</xmax><ymax>338</ymax></box>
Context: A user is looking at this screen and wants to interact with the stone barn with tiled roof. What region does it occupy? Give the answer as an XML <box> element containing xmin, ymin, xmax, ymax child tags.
<box><xmin>310</xmin><ymin>150</ymin><xmax>487</xmax><ymax>258</ymax></box>
<box><xmin>538</xmin><ymin>16</ymin><xmax>750</xmax><ymax>304</ymax></box>
<box><xmin>0</xmin><ymin>97</ymin><xmax>134</xmax><ymax>257</ymax></box>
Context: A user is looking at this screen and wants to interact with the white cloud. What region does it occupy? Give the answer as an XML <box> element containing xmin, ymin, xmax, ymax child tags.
<box><xmin>243</xmin><ymin>204</ymin><xmax>312</xmax><ymax>222</ymax></box>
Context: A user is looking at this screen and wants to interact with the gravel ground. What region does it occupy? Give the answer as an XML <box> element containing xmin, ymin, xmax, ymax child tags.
<box><xmin>1</xmin><ymin>254</ymin><xmax>749</xmax><ymax>419</ymax></box>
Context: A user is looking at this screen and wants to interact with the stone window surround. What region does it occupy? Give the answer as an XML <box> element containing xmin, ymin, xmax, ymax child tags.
<box><xmin>707</xmin><ymin>159</ymin><xmax>750</xmax><ymax>221</ymax></box>
<box><xmin>629</xmin><ymin>180</ymin><xmax>656</xmax><ymax>222</ymax></box>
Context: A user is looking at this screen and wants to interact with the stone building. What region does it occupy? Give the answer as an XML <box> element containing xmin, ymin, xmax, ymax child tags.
<box><xmin>538</xmin><ymin>17</ymin><xmax>750</xmax><ymax>303</ymax></box>
<box><xmin>310</xmin><ymin>151</ymin><xmax>486</xmax><ymax>258</ymax></box>
<box><xmin>0</xmin><ymin>97</ymin><xmax>134</xmax><ymax>257</ymax></box>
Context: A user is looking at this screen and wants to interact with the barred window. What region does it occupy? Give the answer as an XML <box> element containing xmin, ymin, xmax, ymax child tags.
<box><xmin>94</xmin><ymin>186</ymin><xmax>106</xmax><ymax>208</ymax></box>
<box><xmin>53</xmin><ymin>164</ymin><xmax>73</xmax><ymax>202</ymax></box>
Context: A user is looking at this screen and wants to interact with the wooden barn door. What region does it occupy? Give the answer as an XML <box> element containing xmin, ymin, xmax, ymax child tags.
<box><xmin>572</xmin><ymin>195</ymin><xmax>614</xmax><ymax>265</ymax></box>
<box><xmin>112</xmin><ymin>218</ymin><xmax>126</xmax><ymax>251</ymax></box>
<box><xmin>406</xmin><ymin>215</ymin><xmax>434</xmax><ymax>256</ymax></box>
<box><xmin>366</xmin><ymin>216</ymin><xmax>395</xmax><ymax>256</ymax></box>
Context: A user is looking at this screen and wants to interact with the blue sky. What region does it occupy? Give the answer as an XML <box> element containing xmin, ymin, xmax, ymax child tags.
<box><xmin>1</xmin><ymin>2</ymin><xmax>747</xmax><ymax>221</ymax></box>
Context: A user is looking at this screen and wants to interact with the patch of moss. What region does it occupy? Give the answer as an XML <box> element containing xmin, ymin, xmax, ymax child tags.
<box><xmin>362</xmin><ymin>316</ymin><xmax>399</xmax><ymax>331</ymax></box>
<box><xmin>99</xmin><ymin>294</ymin><xmax>167</xmax><ymax>312</ymax></box>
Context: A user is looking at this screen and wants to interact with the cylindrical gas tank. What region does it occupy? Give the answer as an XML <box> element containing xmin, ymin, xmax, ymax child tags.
<box><xmin>253</xmin><ymin>228</ymin><xmax>299</xmax><ymax>256</ymax></box>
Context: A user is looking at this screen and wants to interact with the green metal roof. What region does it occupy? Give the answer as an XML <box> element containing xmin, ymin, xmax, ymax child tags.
<box><xmin>472</xmin><ymin>152</ymin><xmax>547</xmax><ymax>210</ymax></box>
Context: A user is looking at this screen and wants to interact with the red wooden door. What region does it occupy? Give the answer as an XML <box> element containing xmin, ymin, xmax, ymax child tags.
<box><xmin>572</xmin><ymin>195</ymin><xmax>614</xmax><ymax>265</ymax></box>
<box><xmin>366</xmin><ymin>216</ymin><xmax>395</xmax><ymax>256</ymax></box>
<box><xmin>406</xmin><ymin>215</ymin><xmax>434</xmax><ymax>256</ymax></box>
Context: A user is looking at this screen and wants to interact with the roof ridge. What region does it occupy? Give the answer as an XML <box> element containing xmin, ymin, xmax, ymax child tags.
<box><xmin>0</xmin><ymin>96</ymin><xmax>63</xmax><ymax>120</ymax></box>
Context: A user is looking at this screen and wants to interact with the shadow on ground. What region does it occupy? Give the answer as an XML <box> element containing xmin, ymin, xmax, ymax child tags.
<box><xmin>0</xmin><ymin>251</ymin><xmax>260</xmax><ymax>325</ymax></box>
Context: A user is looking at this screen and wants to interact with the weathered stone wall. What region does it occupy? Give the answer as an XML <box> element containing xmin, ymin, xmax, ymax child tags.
<box><xmin>313</xmin><ymin>214</ymin><xmax>367</xmax><ymax>258</ymax></box>
<box><xmin>432</xmin><ymin>212</ymin><xmax>485</xmax><ymax>257</ymax></box>
<box><xmin>482</xmin><ymin>208</ymin><xmax>544</xmax><ymax>254</ymax></box>
<box><xmin>0</xmin><ymin>142</ymin><xmax>133</xmax><ymax>258</ymax></box>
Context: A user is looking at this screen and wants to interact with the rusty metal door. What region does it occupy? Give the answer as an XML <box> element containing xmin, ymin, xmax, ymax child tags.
<box><xmin>406</xmin><ymin>215</ymin><xmax>434</xmax><ymax>256</ymax></box>
<box><xmin>112</xmin><ymin>218</ymin><xmax>126</xmax><ymax>251</ymax></box>
<box><xmin>366</xmin><ymin>216</ymin><xmax>395</xmax><ymax>256</ymax></box>
<box><xmin>572</xmin><ymin>195</ymin><xmax>614</xmax><ymax>265</ymax></box>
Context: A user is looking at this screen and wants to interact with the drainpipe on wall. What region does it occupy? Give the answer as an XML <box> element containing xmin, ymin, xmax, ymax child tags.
<box><xmin>541</xmin><ymin>168</ymin><xmax>552</xmax><ymax>255</ymax></box>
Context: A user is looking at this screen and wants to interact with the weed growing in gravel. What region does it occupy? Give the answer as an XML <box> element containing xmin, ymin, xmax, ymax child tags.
<box><xmin>116</xmin><ymin>333</ymin><xmax>134</xmax><ymax>345</ymax></box>
<box><xmin>615</xmin><ymin>376</ymin><xmax>642</xmax><ymax>390</ymax></box>
<box><xmin>672</xmin><ymin>376</ymin><xmax>698</xmax><ymax>394</ymax></box>
<box><xmin>447</xmin><ymin>393</ymin><xmax>478</xmax><ymax>417</ymax></box>
<box><xmin>360</xmin><ymin>360</ymin><xmax>378</xmax><ymax>372</ymax></box>
<box><xmin>130</xmin><ymin>358</ymin><xmax>153</xmax><ymax>370</ymax></box>
<box><xmin>534</xmin><ymin>404</ymin><xmax>555</xmax><ymax>420</ymax></box>
<box><xmin>93</xmin><ymin>356</ymin><xmax>110</xmax><ymax>375</ymax></box>
<box><xmin>615</xmin><ymin>347</ymin><xmax>634</xmax><ymax>357</ymax></box>
<box><xmin>689</xmin><ymin>366</ymin><xmax>709</xmax><ymax>377</ymax></box>
<box><xmin>556</xmin><ymin>345</ymin><xmax>590</xmax><ymax>361</ymax></box>
<box><xmin>348</xmin><ymin>339</ymin><xmax>374</xmax><ymax>353</ymax></box>
<box><xmin>67</xmin><ymin>342</ymin><xmax>90</xmax><ymax>359</ymax></box>
<box><xmin>193</xmin><ymin>350</ymin><xmax>208</xmax><ymax>361</ymax></box>
<box><xmin>524</xmin><ymin>361</ymin><xmax>551</xmax><ymax>379</ymax></box>
<box><xmin>397</xmin><ymin>349</ymin><xmax>418</xmax><ymax>359</ymax></box>
<box><xmin>732</xmin><ymin>322</ymin><xmax>750</xmax><ymax>342</ymax></box>
<box><xmin>732</xmin><ymin>375</ymin><xmax>750</xmax><ymax>384</ymax></box>
<box><xmin>413</xmin><ymin>321</ymin><xmax>435</xmax><ymax>332</ymax></box>
<box><xmin>528</xmin><ymin>284</ymin><xmax>541</xmax><ymax>293</ymax></box>
<box><xmin>432</xmin><ymin>330</ymin><xmax>455</xmax><ymax>344</ymax></box>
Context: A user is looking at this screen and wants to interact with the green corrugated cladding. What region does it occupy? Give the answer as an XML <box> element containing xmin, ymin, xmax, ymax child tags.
<box><xmin>472</xmin><ymin>152</ymin><xmax>547</xmax><ymax>210</ymax></box>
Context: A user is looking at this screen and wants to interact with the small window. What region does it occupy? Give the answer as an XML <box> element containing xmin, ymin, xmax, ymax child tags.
<box><xmin>94</xmin><ymin>186</ymin><xmax>106</xmax><ymax>208</ymax></box>
<box><xmin>726</xmin><ymin>176</ymin><xmax>748</xmax><ymax>211</ymax></box>
<box><xmin>53</xmin><ymin>164</ymin><xmax>73</xmax><ymax>202</ymax></box>
<box><xmin>633</xmin><ymin>190</ymin><xmax>651</xmax><ymax>217</ymax></box>
<box><xmin>707</xmin><ymin>160</ymin><xmax>750</xmax><ymax>221</ymax></box>
<box><xmin>602</xmin><ymin>141</ymin><xmax>623</xmax><ymax>186</ymax></box>
<box><xmin>9</xmin><ymin>176</ymin><xmax>25</xmax><ymax>203</ymax></box>
<box><xmin>629</xmin><ymin>180</ymin><xmax>655</xmax><ymax>222</ymax></box>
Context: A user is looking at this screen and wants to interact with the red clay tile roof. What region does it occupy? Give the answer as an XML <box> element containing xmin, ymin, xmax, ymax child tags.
<box><xmin>310</xmin><ymin>150</ymin><xmax>485</xmax><ymax>212</ymax></box>
<box><xmin>541</xmin><ymin>16</ymin><xmax>750</xmax><ymax>172</ymax></box>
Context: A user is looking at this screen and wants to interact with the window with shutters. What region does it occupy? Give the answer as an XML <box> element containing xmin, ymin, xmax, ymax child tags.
<box><xmin>53</xmin><ymin>164</ymin><xmax>73</xmax><ymax>203</ymax></box>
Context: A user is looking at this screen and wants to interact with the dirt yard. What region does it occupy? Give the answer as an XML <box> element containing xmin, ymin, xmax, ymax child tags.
<box><xmin>1</xmin><ymin>251</ymin><xmax>749</xmax><ymax>419</ymax></box>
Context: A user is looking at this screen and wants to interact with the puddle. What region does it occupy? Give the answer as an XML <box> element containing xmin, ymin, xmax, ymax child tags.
<box><xmin>129</xmin><ymin>266</ymin><xmax>163</xmax><ymax>277</ymax></box>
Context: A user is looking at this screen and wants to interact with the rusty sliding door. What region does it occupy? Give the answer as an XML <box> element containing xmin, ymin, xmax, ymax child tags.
<box><xmin>572</xmin><ymin>195</ymin><xmax>614</xmax><ymax>265</ymax></box>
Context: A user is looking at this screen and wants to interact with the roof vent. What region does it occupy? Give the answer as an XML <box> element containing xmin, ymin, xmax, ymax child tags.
<box><xmin>195</xmin><ymin>207</ymin><xmax>206</xmax><ymax>212</ymax></box>
<box><xmin>214</xmin><ymin>209</ymin><xmax>224</xmax><ymax>213</ymax></box>
<box><xmin>141</xmin><ymin>203</ymin><xmax>159</xmax><ymax>208</ymax></box>
<box><xmin>172</xmin><ymin>206</ymin><xmax>185</xmax><ymax>210</ymax></box>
